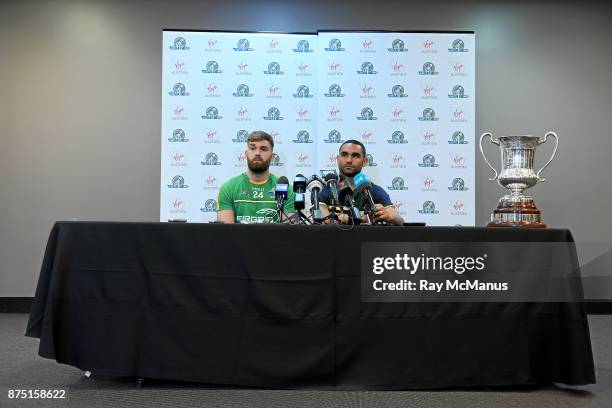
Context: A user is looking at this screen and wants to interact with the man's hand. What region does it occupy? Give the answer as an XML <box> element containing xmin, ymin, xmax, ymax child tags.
<box><xmin>372</xmin><ymin>204</ymin><xmax>404</xmax><ymax>225</ymax></box>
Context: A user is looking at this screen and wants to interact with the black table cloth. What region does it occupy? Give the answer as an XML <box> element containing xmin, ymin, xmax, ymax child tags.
<box><xmin>26</xmin><ymin>222</ymin><xmax>595</xmax><ymax>389</ymax></box>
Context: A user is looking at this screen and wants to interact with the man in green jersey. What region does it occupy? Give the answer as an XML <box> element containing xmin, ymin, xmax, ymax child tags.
<box><xmin>217</xmin><ymin>131</ymin><xmax>296</xmax><ymax>224</ymax></box>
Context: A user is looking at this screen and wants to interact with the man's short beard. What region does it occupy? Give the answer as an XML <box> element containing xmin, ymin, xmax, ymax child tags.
<box><xmin>247</xmin><ymin>158</ymin><xmax>271</xmax><ymax>173</ymax></box>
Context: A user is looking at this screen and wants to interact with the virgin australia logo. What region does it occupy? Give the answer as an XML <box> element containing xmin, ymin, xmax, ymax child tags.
<box><xmin>233</xmin><ymin>84</ymin><xmax>253</xmax><ymax>97</ymax></box>
<box><xmin>448</xmin><ymin>131</ymin><xmax>468</xmax><ymax>144</ymax></box>
<box><xmin>388</xmin><ymin>130</ymin><xmax>408</xmax><ymax>144</ymax></box>
<box><xmin>168</xmin><ymin>175</ymin><xmax>188</xmax><ymax>188</ymax></box>
<box><xmin>201</xmin><ymin>106</ymin><xmax>222</xmax><ymax>119</ymax></box>
<box><xmin>448</xmin><ymin>85</ymin><xmax>468</xmax><ymax>98</ymax></box>
<box><xmin>419</xmin><ymin>108</ymin><xmax>438</xmax><ymax>121</ymax></box>
<box><xmin>168</xmin><ymin>83</ymin><xmax>189</xmax><ymax>96</ymax></box>
<box><xmin>202</xmin><ymin>61</ymin><xmax>222</xmax><ymax>74</ymax></box>
<box><xmin>388</xmin><ymin>85</ymin><xmax>408</xmax><ymax>98</ymax></box>
<box><xmin>263</xmin><ymin>107</ymin><xmax>283</xmax><ymax>120</ymax></box>
<box><xmin>357</xmin><ymin>107</ymin><xmax>377</xmax><ymax>120</ymax></box>
<box><xmin>325</xmin><ymin>38</ymin><xmax>345</xmax><ymax>51</ymax></box>
<box><xmin>325</xmin><ymin>84</ymin><xmax>345</xmax><ymax>97</ymax></box>
<box><xmin>448</xmin><ymin>177</ymin><xmax>468</xmax><ymax>191</ymax></box>
<box><xmin>418</xmin><ymin>154</ymin><xmax>439</xmax><ymax>167</ymax></box>
<box><xmin>293</xmin><ymin>130</ymin><xmax>313</xmax><ymax>143</ymax></box>
<box><xmin>388</xmin><ymin>177</ymin><xmax>408</xmax><ymax>190</ymax></box>
<box><xmin>169</xmin><ymin>37</ymin><xmax>189</xmax><ymax>50</ymax></box>
<box><xmin>293</xmin><ymin>40</ymin><xmax>313</xmax><ymax>53</ymax></box>
<box><xmin>201</xmin><ymin>152</ymin><xmax>221</xmax><ymax>166</ymax></box>
<box><xmin>264</xmin><ymin>62</ymin><xmax>284</xmax><ymax>75</ymax></box>
<box><xmin>169</xmin><ymin>129</ymin><xmax>189</xmax><ymax>142</ymax></box>
<box><xmin>200</xmin><ymin>199</ymin><xmax>218</xmax><ymax>213</ymax></box>
<box><xmin>388</xmin><ymin>39</ymin><xmax>408</xmax><ymax>52</ymax></box>
<box><xmin>233</xmin><ymin>129</ymin><xmax>248</xmax><ymax>143</ymax></box>
<box><xmin>233</xmin><ymin>38</ymin><xmax>253</xmax><ymax>51</ymax></box>
<box><xmin>418</xmin><ymin>62</ymin><xmax>439</xmax><ymax>75</ymax></box>
<box><xmin>356</xmin><ymin>62</ymin><xmax>377</xmax><ymax>74</ymax></box>
<box><xmin>449</xmin><ymin>39</ymin><xmax>469</xmax><ymax>52</ymax></box>
<box><xmin>293</xmin><ymin>85</ymin><xmax>313</xmax><ymax>98</ymax></box>
<box><xmin>419</xmin><ymin>201</ymin><xmax>439</xmax><ymax>214</ymax></box>
<box><xmin>324</xmin><ymin>130</ymin><xmax>343</xmax><ymax>143</ymax></box>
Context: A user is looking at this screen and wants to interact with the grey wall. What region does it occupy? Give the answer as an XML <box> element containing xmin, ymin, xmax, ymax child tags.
<box><xmin>1</xmin><ymin>0</ymin><xmax>611</xmax><ymax>296</ymax></box>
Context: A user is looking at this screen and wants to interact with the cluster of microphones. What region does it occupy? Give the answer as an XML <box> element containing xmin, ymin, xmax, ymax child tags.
<box><xmin>274</xmin><ymin>171</ymin><xmax>380</xmax><ymax>225</ymax></box>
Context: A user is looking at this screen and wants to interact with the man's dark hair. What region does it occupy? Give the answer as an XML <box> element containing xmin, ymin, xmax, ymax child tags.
<box><xmin>339</xmin><ymin>139</ymin><xmax>366</xmax><ymax>157</ymax></box>
<box><xmin>247</xmin><ymin>130</ymin><xmax>274</xmax><ymax>149</ymax></box>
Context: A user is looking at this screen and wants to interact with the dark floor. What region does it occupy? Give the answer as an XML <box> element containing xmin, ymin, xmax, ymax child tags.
<box><xmin>0</xmin><ymin>314</ymin><xmax>610</xmax><ymax>408</ymax></box>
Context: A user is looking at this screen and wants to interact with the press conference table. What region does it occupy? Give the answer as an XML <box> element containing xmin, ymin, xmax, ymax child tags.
<box><xmin>26</xmin><ymin>222</ymin><xmax>595</xmax><ymax>389</ymax></box>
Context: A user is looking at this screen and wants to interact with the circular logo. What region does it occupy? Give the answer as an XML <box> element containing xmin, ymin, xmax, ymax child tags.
<box><xmin>423</xmin><ymin>154</ymin><xmax>436</xmax><ymax>166</ymax></box>
<box><xmin>361</xmin><ymin>61</ymin><xmax>374</xmax><ymax>74</ymax></box>
<box><xmin>297</xmin><ymin>85</ymin><xmax>310</xmax><ymax>97</ymax></box>
<box><xmin>172</xmin><ymin>83</ymin><xmax>186</xmax><ymax>95</ymax></box>
<box><xmin>423</xmin><ymin>108</ymin><xmax>435</xmax><ymax>119</ymax></box>
<box><xmin>297</xmin><ymin>40</ymin><xmax>310</xmax><ymax>52</ymax></box>
<box><xmin>361</xmin><ymin>107</ymin><xmax>373</xmax><ymax>120</ymax></box>
<box><xmin>392</xmin><ymin>177</ymin><xmax>405</xmax><ymax>190</ymax></box>
<box><xmin>328</xmin><ymin>130</ymin><xmax>341</xmax><ymax>142</ymax></box>
<box><xmin>392</xmin><ymin>131</ymin><xmax>405</xmax><ymax>143</ymax></box>
<box><xmin>237</xmin><ymin>84</ymin><xmax>250</xmax><ymax>96</ymax></box>
<box><xmin>423</xmin><ymin>62</ymin><xmax>435</xmax><ymax>74</ymax></box>
<box><xmin>452</xmin><ymin>178</ymin><xmax>465</xmax><ymax>190</ymax></box>
<box><xmin>173</xmin><ymin>129</ymin><xmax>185</xmax><ymax>141</ymax></box>
<box><xmin>206</xmin><ymin>106</ymin><xmax>219</xmax><ymax>118</ymax></box>
<box><xmin>329</xmin><ymin>84</ymin><xmax>342</xmax><ymax>96</ymax></box>
<box><xmin>392</xmin><ymin>39</ymin><xmax>404</xmax><ymax>51</ymax></box>
<box><xmin>271</xmin><ymin>153</ymin><xmax>280</xmax><ymax>165</ymax></box>
<box><xmin>205</xmin><ymin>199</ymin><xmax>217</xmax><ymax>211</ymax></box>
<box><xmin>236</xmin><ymin>129</ymin><xmax>248</xmax><ymax>142</ymax></box>
<box><xmin>206</xmin><ymin>61</ymin><xmax>219</xmax><ymax>72</ymax></box>
<box><xmin>174</xmin><ymin>37</ymin><xmax>186</xmax><ymax>49</ymax></box>
<box><xmin>452</xmin><ymin>85</ymin><xmax>464</xmax><ymax>97</ymax></box>
<box><xmin>423</xmin><ymin>201</ymin><xmax>436</xmax><ymax>213</ymax></box>
<box><xmin>452</xmin><ymin>131</ymin><xmax>465</xmax><ymax>143</ymax></box>
<box><xmin>268</xmin><ymin>61</ymin><xmax>280</xmax><ymax>74</ymax></box>
<box><xmin>392</xmin><ymin>85</ymin><xmax>404</xmax><ymax>97</ymax></box>
<box><xmin>267</xmin><ymin>107</ymin><xmax>280</xmax><ymax>119</ymax></box>
<box><xmin>329</xmin><ymin>39</ymin><xmax>342</xmax><ymax>51</ymax></box>
<box><xmin>452</xmin><ymin>39</ymin><xmax>465</xmax><ymax>51</ymax></box>
<box><xmin>172</xmin><ymin>175</ymin><xmax>185</xmax><ymax>188</ymax></box>
<box><xmin>297</xmin><ymin>130</ymin><xmax>310</xmax><ymax>142</ymax></box>
<box><xmin>237</xmin><ymin>38</ymin><xmax>250</xmax><ymax>51</ymax></box>
<box><xmin>205</xmin><ymin>152</ymin><xmax>218</xmax><ymax>165</ymax></box>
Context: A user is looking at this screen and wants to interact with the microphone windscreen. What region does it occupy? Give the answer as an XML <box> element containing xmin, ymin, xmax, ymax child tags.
<box><xmin>277</xmin><ymin>176</ymin><xmax>289</xmax><ymax>185</ymax></box>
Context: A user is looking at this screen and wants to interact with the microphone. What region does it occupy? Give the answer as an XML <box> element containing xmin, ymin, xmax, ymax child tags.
<box><xmin>353</xmin><ymin>172</ymin><xmax>378</xmax><ymax>223</ymax></box>
<box><xmin>338</xmin><ymin>175</ymin><xmax>362</xmax><ymax>225</ymax></box>
<box><xmin>307</xmin><ymin>175</ymin><xmax>325</xmax><ymax>223</ymax></box>
<box><xmin>293</xmin><ymin>174</ymin><xmax>307</xmax><ymax>211</ymax></box>
<box><xmin>275</xmin><ymin>176</ymin><xmax>289</xmax><ymax>221</ymax></box>
<box><xmin>323</xmin><ymin>173</ymin><xmax>340</xmax><ymax>207</ymax></box>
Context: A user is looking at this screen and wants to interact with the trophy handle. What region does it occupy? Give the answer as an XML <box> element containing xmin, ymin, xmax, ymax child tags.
<box><xmin>536</xmin><ymin>131</ymin><xmax>559</xmax><ymax>182</ymax></box>
<box><xmin>479</xmin><ymin>132</ymin><xmax>500</xmax><ymax>181</ymax></box>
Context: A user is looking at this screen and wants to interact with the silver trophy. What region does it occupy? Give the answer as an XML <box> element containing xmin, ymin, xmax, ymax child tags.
<box><xmin>479</xmin><ymin>132</ymin><xmax>558</xmax><ymax>228</ymax></box>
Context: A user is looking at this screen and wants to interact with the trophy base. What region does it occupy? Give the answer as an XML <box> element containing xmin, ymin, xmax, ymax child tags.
<box><xmin>487</xmin><ymin>195</ymin><xmax>546</xmax><ymax>228</ymax></box>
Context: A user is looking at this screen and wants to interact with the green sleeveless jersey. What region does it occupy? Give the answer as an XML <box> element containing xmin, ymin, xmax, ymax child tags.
<box><xmin>218</xmin><ymin>173</ymin><xmax>296</xmax><ymax>224</ymax></box>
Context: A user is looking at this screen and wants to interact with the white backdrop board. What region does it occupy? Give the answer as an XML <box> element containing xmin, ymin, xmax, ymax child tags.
<box><xmin>161</xmin><ymin>30</ymin><xmax>474</xmax><ymax>225</ymax></box>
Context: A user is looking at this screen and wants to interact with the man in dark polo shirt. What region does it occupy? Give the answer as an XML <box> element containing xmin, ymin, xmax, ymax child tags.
<box><xmin>319</xmin><ymin>139</ymin><xmax>404</xmax><ymax>225</ymax></box>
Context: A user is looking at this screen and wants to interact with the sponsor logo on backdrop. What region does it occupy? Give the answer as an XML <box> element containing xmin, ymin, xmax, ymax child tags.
<box><xmin>168</xmin><ymin>83</ymin><xmax>189</xmax><ymax>96</ymax></box>
<box><xmin>233</xmin><ymin>84</ymin><xmax>253</xmax><ymax>97</ymax></box>
<box><xmin>388</xmin><ymin>85</ymin><xmax>408</xmax><ymax>98</ymax></box>
<box><xmin>451</xmin><ymin>108</ymin><xmax>467</xmax><ymax>123</ymax></box>
<box><xmin>360</xmin><ymin>84</ymin><xmax>375</xmax><ymax>98</ymax></box>
<box><xmin>233</xmin><ymin>129</ymin><xmax>248</xmax><ymax>143</ymax></box>
<box><xmin>360</xmin><ymin>39</ymin><xmax>375</xmax><ymax>53</ymax></box>
<box><xmin>451</xmin><ymin>200</ymin><xmax>468</xmax><ymax>216</ymax></box>
<box><xmin>421</xmin><ymin>39</ymin><xmax>437</xmax><ymax>54</ymax></box>
<box><xmin>203</xmin><ymin>129</ymin><xmax>220</xmax><ymax>144</ymax></box>
<box><xmin>203</xmin><ymin>175</ymin><xmax>220</xmax><ymax>190</ymax></box>
<box><xmin>293</xmin><ymin>130</ymin><xmax>313</xmax><ymax>143</ymax></box>
<box><xmin>296</xmin><ymin>62</ymin><xmax>311</xmax><ymax>76</ymax></box>
<box><xmin>172</xmin><ymin>59</ymin><xmax>187</xmax><ymax>74</ymax></box>
<box><xmin>324</xmin><ymin>130</ymin><xmax>343</xmax><ymax>144</ymax></box>
<box><xmin>361</xmin><ymin>130</ymin><xmax>375</xmax><ymax>144</ymax></box>
<box><xmin>235</xmin><ymin>151</ymin><xmax>247</xmax><ymax>166</ymax></box>
<box><xmin>388</xmin><ymin>130</ymin><xmax>408</xmax><ymax>144</ymax></box>
<box><xmin>419</xmin><ymin>200</ymin><xmax>439</xmax><ymax>214</ymax></box>
<box><xmin>391</xmin><ymin>61</ymin><xmax>407</xmax><ymax>76</ymax></box>
<box><xmin>205</xmin><ymin>83</ymin><xmax>220</xmax><ymax>97</ymax></box>
<box><xmin>169</xmin><ymin>37</ymin><xmax>189</xmax><ymax>50</ymax></box>
<box><xmin>205</xmin><ymin>38</ymin><xmax>220</xmax><ymax>52</ymax></box>
<box><xmin>202</xmin><ymin>61</ymin><xmax>222</xmax><ymax>74</ymax></box>
<box><xmin>202</xmin><ymin>106</ymin><xmax>222</xmax><ymax>120</ymax></box>
<box><xmin>325</xmin><ymin>38</ymin><xmax>345</xmax><ymax>51</ymax></box>
<box><xmin>168</xmin><ymin>175</ymin><xmax>188</xmax><ymax>188</ymax></box>
<box><xmin>171</xmin><ymin>105</ymin><xmax>187</xmax><ymax>120</ymax></box>
<box><xmin>325</xmin><ymin>84</ymin><xmax>345</xmax><ymax>97</ymax></box>
<box><xmin>200</xmin><ymin>199</ymin><xmax>218</xmax><ymax>213</ymax></box>
<box><xmin>390</xmin><ymin>107</ymin><xmax>406</xmax><ymax>123</ymax></box>
<box><xmin>201</xmin><ymin>152</ymin><xmax>221</xmax><ymax>166</ymax></box>
<box><xmin>449</xmin><ymin>131</ymin><xmax>468</xmax><ymax>144</ymax></box>
<box><xmin>421</xmin><ymin>130</ymin><xmax>436</xmax><ymax>145</ymax></box>
<box><xmin>236</xmin><ymin>61</ymin><xmax>251</xmax><ymax>75</ymax></box>
<box><xmin>267</xmin><ymin>38</ymin><xmax>281</xmax><ymax>53</ymax></box>
<box><xmin>449</xmin><ymin>39</ymin><xmax>468</xmax><ymax>52</ymax></box>
<box><xmin>450</xmin><ymin>154</ymin><xmax>467</xmax><ymax>169</ymax></box>
<box><xmin>293</xmin><ymin>40</ymin><xmax>313</xmax><ymax>53</ymax></box>
<box><xmin>449</xmin><ymin>85</ymin><xmax>468</xmax><ymax>99</ymax></box>
<box><xmin>266</xmin><ymin>84</ymin><xmax>281</xmax><ymax>98</ymax></box>
<box><xmin>421</xmin><ymin>176</ymin><xmax>437</xmax><ymax>192</ymax></box>
<box><xmin>419</xmin><ymin>62</ymin><xmax>439</xmax><ymax>75</ymax></box>
<box><xmin>421</xmin><ymin>84</ymin><xmax>436</xmax><ymax>99</ymax></box>
<box><xmin>233</xmin><ymin>38</ymin><xmax>253</xmax><ymax>52</ymax></box>
<box><xmin>419</xmin><ymin>154</ymin><xmax>439</xmax><ymax>167</ymax></box>
<box><xmin>394</xmin><ymin>202</ymin><xmax>408</xmax><ymax>217</ymax></box>
<box><xmin>264</xmin><ymin>62</ymin><xmax>284</xmax><ymax>75</ymax></box>
<box><xmin>170</xmin><ymin>198</ymin><xmax>186</xmax><ymax>214</ymax></box>
<box><xmin>293</xmin><ymin>85</ymin><xmax>313</xmax><ymax>98</ymax></box>
<box><xmin>388</xmin><ymin>177</ymin><xmax>408</xmax><ymax>190</ymax></box>
<box><xmin>270</xmin><ymin>153</ymin><xmax>284</xmax><ymax>167</ymax></box>
<box><xmin>295</xmin><ymin>106</ymin><xmax>311</xmax><ymax>122</ymax></box>
<box><xmin>451</xmin><ymin>61</ymin><xmax>467</xmax><ymax>77</ymax></box>
<box><xmin>169</xmin><ymin>129</ymin><xmax>189</xmax><ymax>142</ymax></box>
<box><xmin>170</xmin><ymin>151</ymin><xmax>187</xmax><ymax>167</ymax></box>
<box><xmin>268</xmin><ymin>130</ymin><xmax>282</xmax><ymax>145</ymax></box>
<box><xmin>263</xmin><ymin>107</ymin><xmax>283</xmax><ymax>120</ymax></box>
<box><xmin>390</xmin><ymin>153</ymin><xmax>407</xmax><ymax>169</ymax></box>
<box><xmin>357</xmin><ymin>107</ymin><xmax>377</xmax><ymax>120</ymax></box>
<box><xmin>365</xmin><ymin>153</ymin><xmax>378</xmax><ymax>167</ymax></box>
<box><xmin>327</xmin><ymin>106</ymin><xmax>342</xmax><ymax>122</ymax></box>
<box><xmin>234</xmin><ymin>106</ymin><xmax>251</xmax><ymax>122</ymax></box>
<box><xmin>326</xmin><ymin>152</ymin><xmax>339</xmax><ymax>168</ymax></box>
<box><xmin>419</xmin><ymin>108</ymin><xmax>438</xmax><ymax>121</ymax></box>
<box><xmin>357</xmin><ymin>62</ymin><xmax>377</xmax><ymax>74</ymax></box>
<box><xmin>388</xmin><ymin>39</ymin><xmax>408</xmax><ymax>52</ymax></box>
<box><xmin>448</xmin><ymin>177</ymin><xmax>469</xmax><ymax>191</ymax></box>
<box><xmin>328</xmin><ymin>61</ymin><xmax>342</xmax><ymax>75</ymax></box>
<box><xmin>295</xmin><ymin>152</ymin><xmax>312</xmax><ymax>168</ymax></box>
